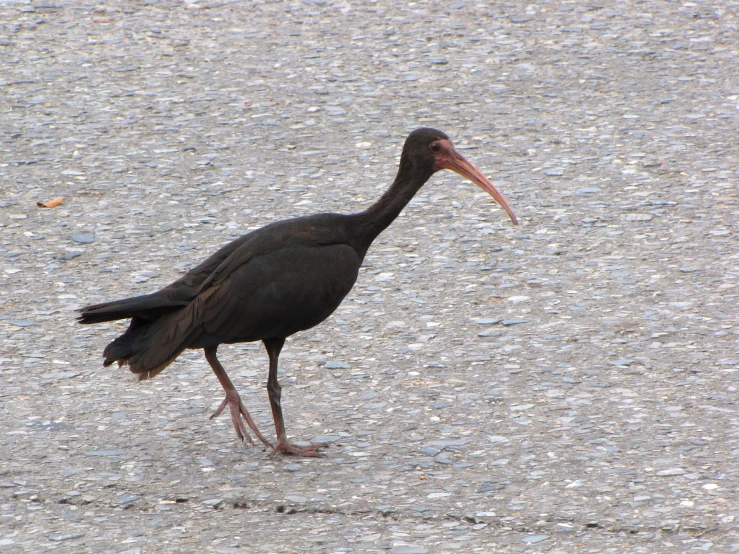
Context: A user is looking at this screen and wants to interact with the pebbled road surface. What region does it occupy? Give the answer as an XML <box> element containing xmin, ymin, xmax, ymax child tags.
<box><xmin>1</xmin><ymin>1</ymin><xmax>737</xmax><ymax>552</ymax></box>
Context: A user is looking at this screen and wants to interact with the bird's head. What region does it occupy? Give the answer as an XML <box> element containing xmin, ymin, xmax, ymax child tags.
<box><xmin>402</xmin><ymin>128</ymin><xmax>518</xmax><ymax>225</ymax></box>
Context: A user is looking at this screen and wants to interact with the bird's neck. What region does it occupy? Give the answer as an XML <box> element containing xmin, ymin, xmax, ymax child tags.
<box><xmin>351</xmin><ymin>162</ymin><xmax>433</xmax><ymax>253</ymax></box>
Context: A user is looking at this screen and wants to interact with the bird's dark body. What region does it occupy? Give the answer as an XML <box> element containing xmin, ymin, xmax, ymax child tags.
<box><xmin>81</xmin><ymin>213</ymin><xmax>365</xmax><ymax>376</ymax></box>
<box><xmin>79</xmin><ymin>128</ymin><xmax>518</xmax><ymax>455</ymax></box>
<box><xmin>189</xmin><ymin>235</ymin><xmax>361</xmax><ymax>347</ymax></box>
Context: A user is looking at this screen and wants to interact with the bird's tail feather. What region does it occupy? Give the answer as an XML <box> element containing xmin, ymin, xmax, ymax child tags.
<box><xmin>78</xmin><ymin>293</ymin><xmax>189</xmax><ymax>325</ymax></box>
<box><xmin>103</xmin><ymin>332</ymin><xmax>138</xmax><ymax>367</ymax></box>
<box><xmin>125</xmin><ymin>297</ymin><xmax>207</xmax><ymax>379</ymax></box>
<box><xmin>96</xmin><ymin>297</ymin><xmax>205</xmax><ymax>379</ymax></box>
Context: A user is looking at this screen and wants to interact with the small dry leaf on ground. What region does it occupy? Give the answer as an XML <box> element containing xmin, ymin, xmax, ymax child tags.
<box><xmin>37</xmin><ymin>197</ymin><xmax>64</xmax><ymax>208</ymax></box>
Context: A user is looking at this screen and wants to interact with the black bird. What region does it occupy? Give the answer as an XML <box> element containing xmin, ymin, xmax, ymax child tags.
<box><xmin>79</xmin><ymin>128</ymin><xmax>518</xmax><ymax>456</ymax></box>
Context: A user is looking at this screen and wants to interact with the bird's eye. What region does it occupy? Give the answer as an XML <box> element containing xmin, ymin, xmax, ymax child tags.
<box><xmin>430</xmin><ymin>142</ymin><xmax>441</xmax><ymax>152</ymax></box>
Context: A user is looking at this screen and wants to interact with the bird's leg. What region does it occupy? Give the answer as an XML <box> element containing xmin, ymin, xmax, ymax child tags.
<box><xmin>264</xmin><ymin>338</ymin><xmax>328</xmax><ymax>457</ymax></box>
<box><xmin>204</xmin><ymin>345</ymin><xmax>272</xmax><ymax>448</ymax></box>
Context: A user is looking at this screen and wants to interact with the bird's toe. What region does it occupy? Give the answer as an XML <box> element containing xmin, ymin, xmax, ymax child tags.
<box><xmin>271</xmin><ymin>440</ymin><xmax>328</xmax><ymax>458</ymax></box>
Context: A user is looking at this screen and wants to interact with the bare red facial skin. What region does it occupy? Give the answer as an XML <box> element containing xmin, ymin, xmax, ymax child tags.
<box><xmin>431</xmin><ymin>139</ymin><xmax>518</xmax><ymax>226</ymax></box>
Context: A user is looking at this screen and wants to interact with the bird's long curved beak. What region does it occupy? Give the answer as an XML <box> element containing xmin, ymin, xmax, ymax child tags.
<box><xmin>434</xmin><ymin>140</ymin><xmax>518</xmax><ymax>225</ymax></box>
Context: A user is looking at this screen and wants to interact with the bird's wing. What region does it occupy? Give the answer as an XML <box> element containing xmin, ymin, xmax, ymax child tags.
<box><xmin>154</xmin><ymin>219</ymin><xmax>301</xmax><ymax>300</ymax></box>
<box><xmin>156</xmin><ymin>214</ymin><xmax>350</xmax><ymax>308</ymax></box>
<box><xmin>191</xmin><ymin>242</ymin><xmax>361</xmax><ymax>343</ymax></box>
<box><xmin>160</xmin><ymin>232</ymin><xmax>258</xmax><ymax>300</ymax></box>
<box><xmin>194</xmin><ymin>216</ymin><xmax>349</xmax><ymax>294</ymax></box>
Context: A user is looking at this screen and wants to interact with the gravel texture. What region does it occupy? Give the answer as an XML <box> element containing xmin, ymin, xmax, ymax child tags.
<box><xmin>1</xmin><ymin>1</ymin><xmax>738</xmax><ymax>552</ymax></box>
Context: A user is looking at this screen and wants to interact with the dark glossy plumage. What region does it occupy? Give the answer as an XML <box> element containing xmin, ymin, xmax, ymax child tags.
<box><xmin>84</xmin><ymin>215</ymin><xmax>362</xmax><ymax>378</ymax></box>
<box><xmin>79</xmin><ymin>128</ymin><xmax>517</xmax><ymax>456</ymax></box>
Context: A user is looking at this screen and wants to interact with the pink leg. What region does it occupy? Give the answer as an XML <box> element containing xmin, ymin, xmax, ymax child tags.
<box><xmin>264</xmin><ymin>338</ymin><xmax>330</xmax><ymax>457</ymax></box>
<box><xmin>204</xmin><ymin>346</ymin><xmax>271</xmax><ymax>448</ymax></box>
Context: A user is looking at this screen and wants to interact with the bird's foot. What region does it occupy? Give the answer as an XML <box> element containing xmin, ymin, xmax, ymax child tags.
<box><xmin>211</xmin><ymin>391</ymin><xmax>272</xmax><ymax>448</ymax></box>
<box><xmin>270</xmin><ymin>440</ymin><xmax>330</xmax><ymax>458</ymax></box>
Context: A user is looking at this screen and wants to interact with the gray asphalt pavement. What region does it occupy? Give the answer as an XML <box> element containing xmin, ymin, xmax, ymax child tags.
<box><xmin>1</xmin><ymin>1</ymin><xmax>738</xmax><ymax>552</ymax></box>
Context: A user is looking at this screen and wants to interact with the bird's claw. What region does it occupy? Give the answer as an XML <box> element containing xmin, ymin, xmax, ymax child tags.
<box><xmin>210</xmin><ymin>393</ymin><xmax>272</xmax><ymax>448</ymax></box>
<box><xmin>210</xmin><ymin>397</ymin><xmax>254</xmax><ymax>445</ymax></box>
<box><xmin>270</xmin><ymin>440</ymin><xmax>330</xmax><ymax>458</ymax></box>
